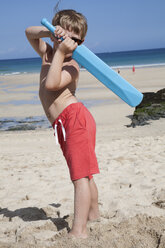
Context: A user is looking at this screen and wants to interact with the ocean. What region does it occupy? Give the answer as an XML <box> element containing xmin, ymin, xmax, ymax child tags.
<box><xmin>0</xmin><ymin>48</ymin><xmax>165</xmax><ymax>131</ymax></box>
<box><xmin>0</xmin><ymin>48</ymin><xmax>165</xmax><ymax>75</ymax></box>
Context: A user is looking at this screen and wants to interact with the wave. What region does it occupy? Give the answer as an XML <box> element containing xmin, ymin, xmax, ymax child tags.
<box><xmin>1</xmin><ymin>48</ymin><xmax>165</xmax><ymax>75</ymax></box>
<box><xmin>1</xmin><ymin>62</ymin><xmax>165</xmax><ymax>75</ymax></box>
<box><xmin>80</xmin><ymin>62</ymin><xmax>165</xmax><ymax>71</ymax></box>
<box><xmin>0</xmin><ymin>72</ymin><xmax>28</xmax><ymax>76</ymax></box>
<box><xmin>111</xmin><ymin>63</ymin><xmax>165</xmax><ymax>69</ymax></box>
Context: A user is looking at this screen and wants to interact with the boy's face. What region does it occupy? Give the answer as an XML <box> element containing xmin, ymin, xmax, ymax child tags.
<box><xmin>65</xmin><ymin>30</ymin><xmax>83</xmax><ymax>46</ymax></box>
<box><xmin>51</xmin><ymin>27</ymin><xmax>84</xmax><ymax>54</ymax></box>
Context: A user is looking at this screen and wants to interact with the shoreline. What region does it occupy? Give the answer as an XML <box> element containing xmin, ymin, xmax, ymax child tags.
<box><xmin>1</xmin><ymin>63</ymin><xmax>165</xmax><ymax>76</ymax></box>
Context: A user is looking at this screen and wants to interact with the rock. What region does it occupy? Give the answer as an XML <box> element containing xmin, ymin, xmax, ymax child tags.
<box><xmin>129</xmin><ymin>88</ymin><xmax>165</xmax><ymax>127</ymax></box>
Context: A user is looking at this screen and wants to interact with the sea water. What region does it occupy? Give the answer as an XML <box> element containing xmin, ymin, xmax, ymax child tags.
<box><xmin>0</xmin><ymin>48</ymin><xmax>165</xmax><ymax>75</ymax></box>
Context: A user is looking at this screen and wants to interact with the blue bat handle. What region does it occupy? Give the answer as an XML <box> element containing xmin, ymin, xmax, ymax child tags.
<box><xmin>41</xmin><ymin>18</ymin><xmax>55</xmax><ymax>33</ymax></box>
<box><xmin>41</xmin><ymin>18</ymin><xmax>64</xmax><ymax>41</ymax></box>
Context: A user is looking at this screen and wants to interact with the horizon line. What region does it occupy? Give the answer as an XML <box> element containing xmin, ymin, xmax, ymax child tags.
<box><xmin>1</xmin><ymin>47</ymin><xmax>165</xmax><ymax>61</ymax></box>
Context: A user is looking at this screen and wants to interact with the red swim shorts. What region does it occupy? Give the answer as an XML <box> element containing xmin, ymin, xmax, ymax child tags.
<box><xmin>52</xmin><ymin>102</ymin><xmax>99</xmax><ymax>181</ymax></box>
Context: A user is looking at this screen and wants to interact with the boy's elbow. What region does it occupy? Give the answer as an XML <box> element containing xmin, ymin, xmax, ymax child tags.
<box><xmin>45</xmin><ymin>84</ymin><xmax>54</xmax><ymax>91</ymax></box>
<box><xmin>25</xmin><ymin>27</ymin><xmax>30</xmax><ymax>34</ymax></box>
<box><xmin>45</xmin><ymin>81</ymin><xmax>60</xmax><ymax>91</ymax></box>
<box><xmin>25</xmin><ymin>27</ymin><xmax>31</xmax><ymax>38</ymax></box>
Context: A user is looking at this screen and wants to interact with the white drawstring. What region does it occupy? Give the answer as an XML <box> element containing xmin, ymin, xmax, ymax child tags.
<box><xmin>54</xmin><ymin>124</ymin><xmax>58</xmax><ymax>145</ymax></box>
<box><xmin>54</xmin><ymin>119</ymin><xmax>66</xmax><ymax>145</ymax></box>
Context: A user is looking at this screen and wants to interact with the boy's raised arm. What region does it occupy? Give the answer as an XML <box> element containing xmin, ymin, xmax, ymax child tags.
<box><xmin>25</xmin><ymin>26</ymin><xmax>51</xmax><ymax>58</ymax></box>
<box><xmin>45</xmin><ymin>37</ymin><xmax>78</xmax><ymax>91</ymax></box>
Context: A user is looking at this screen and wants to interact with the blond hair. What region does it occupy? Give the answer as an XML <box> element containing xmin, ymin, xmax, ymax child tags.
<box><xmin>52</xmin><ymin>9</ymin><xmax>88</xmax><ymax>40</ymax></box>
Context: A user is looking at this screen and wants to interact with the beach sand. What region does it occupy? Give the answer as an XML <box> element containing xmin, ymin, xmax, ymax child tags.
<box><xmin>0</xmin><ymin>67</ymin><xmax>165</xmax><ymax>247</ymax></box>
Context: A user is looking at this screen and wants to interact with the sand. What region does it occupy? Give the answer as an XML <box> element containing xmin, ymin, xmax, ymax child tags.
<box><xmin>0</xmin><ymin>67</ymin><xmax>165</xmax><ymax>247</ymax></box>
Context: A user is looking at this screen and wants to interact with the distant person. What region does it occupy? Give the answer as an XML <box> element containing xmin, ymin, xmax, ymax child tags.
<box><xmin>25</xmin><ymin>9</ymin><xmax>100</xmax><ymax>239</ymax></box>
<box><xmin>132</xmin><ymin>65</ymin><xmax>135</xmax><ymax>73</ymax></box>
<box><xmin>117</xmin><ymin>68</ymin><xmax>120</xmax><ymax>74</ymax></box>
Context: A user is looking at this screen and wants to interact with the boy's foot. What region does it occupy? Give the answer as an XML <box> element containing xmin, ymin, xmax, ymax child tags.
<box><xmin>88</xmin><ymin>211</ymin><xmax>100</xmax><ymax>222</ymax></box>
<box><xmin>88</xmin><ymin>217</ymin><xmax>100</xmax><ymax>222</ymax></box>
<box><xmin>68</xmin><ymin>230</ymin><xmax>88</xmax><ymax>239</ymax></box>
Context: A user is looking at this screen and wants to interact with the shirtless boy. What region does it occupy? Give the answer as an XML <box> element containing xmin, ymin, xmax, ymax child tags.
<box><xmin>25</xmin><ymin>9</ymin><xmax>100</xmax><ymax>238</ymax></box>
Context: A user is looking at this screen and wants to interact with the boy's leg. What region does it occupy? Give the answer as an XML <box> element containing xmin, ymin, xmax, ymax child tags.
<box><xmin>69</xmin><ymin>177</ymin><xmax>91</xmax><ymax>238</ymax></box>
<box><xmin>88</xmin><ymin>178</ymin><xmax>100</xmax><ymax>221</ymax></box>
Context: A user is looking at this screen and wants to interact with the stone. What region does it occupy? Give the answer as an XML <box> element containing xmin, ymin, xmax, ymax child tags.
<box><xmin>128</xmin><ymin>88</ymin><xmax>165</xmax><ymax>127</ymax></box>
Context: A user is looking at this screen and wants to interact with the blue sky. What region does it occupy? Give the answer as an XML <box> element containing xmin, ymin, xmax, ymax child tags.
<box><xmin>0</xmin><ymin>0</ymin><xmax>165</xmax><ymax>59</ymax></box>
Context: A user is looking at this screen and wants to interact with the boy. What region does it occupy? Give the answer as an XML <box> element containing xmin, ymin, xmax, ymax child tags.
<box><xmin>25</xmin><ymin>9</ymin><xmax>100</xmax><ymax>238</ymax></box>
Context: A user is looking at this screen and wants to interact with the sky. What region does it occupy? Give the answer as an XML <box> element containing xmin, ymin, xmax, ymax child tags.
<box><xmin>0</xmin><ymin>0</ymin><xmax>165</xmax><ymax>59</ymax></box>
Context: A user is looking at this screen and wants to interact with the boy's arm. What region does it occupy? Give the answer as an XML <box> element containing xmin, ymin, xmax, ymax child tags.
<box><xmin>25</xmin><ymin>26</ymin><xmax>51</xmax><ymax>57</ymax></box>
<box><xmin>45</xmin><ymin>37</ymin><xmax>78</xmax><ymax>91</ymax></box>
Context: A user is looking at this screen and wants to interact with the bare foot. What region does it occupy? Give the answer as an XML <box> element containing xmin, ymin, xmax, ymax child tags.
<box><xmin>88</xmin><ymin>211</ymin><xmax>100</xmax><ymax>222</ymax></box>
<box><xmin>68</xmin><ymin>230</ymin><xmax>88</xmax><ymax>239</ymax></box>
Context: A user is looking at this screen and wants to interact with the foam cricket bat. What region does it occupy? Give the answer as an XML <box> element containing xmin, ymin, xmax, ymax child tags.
<box><xmin>41</xmin><ymin>18</ymin><xmax>143</xmax><ymax>107</ymax></box>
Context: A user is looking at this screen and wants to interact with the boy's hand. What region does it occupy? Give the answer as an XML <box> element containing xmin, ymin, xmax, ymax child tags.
<box><xmin>54</xmin><ymin>25</ymin><xmax>68</xmax><ymax>41</ymax></box>
<box><xmin>54</xmin><ymin>26</ymin><xmax>78</xmax><ymax>56</ymax></box>
<box><xmin>58</xmin><ymin>37</ymin><xmax>78</xmax><ymax>56</ymax></box>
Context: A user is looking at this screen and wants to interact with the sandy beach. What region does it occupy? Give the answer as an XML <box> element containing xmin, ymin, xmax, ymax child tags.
<box><xmin>0</xmin><ymin>66</ymin><xmax>165</xmax><ymax>247</ymax></box>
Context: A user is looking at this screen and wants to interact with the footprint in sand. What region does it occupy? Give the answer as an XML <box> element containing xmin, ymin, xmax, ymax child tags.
<box><xmin>152</xmin><ymin>188</ymin><xmax>165</xmax><ymax>209</ymax></box>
